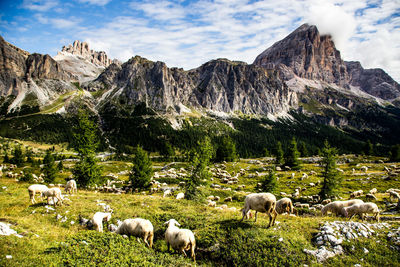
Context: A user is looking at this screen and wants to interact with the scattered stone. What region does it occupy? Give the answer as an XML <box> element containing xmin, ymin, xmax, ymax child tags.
<box><xmin>278</xmin><ymin>237</ymin><xmax>283</xmax><ymax>242</ymax></box>
<box><xmin>0</xmin><ymin>222</ymin><xmax>17</xmax><ymax>236</ymax></box>
<box><xmin>363</xmin><ymin>248</ymin><xmax>369</xmax><ymax>254</ymax></box>
<box><xmin>6</xmin><ymin>255</ymin><xmax>12</xmax><ymax>259</ymax></box>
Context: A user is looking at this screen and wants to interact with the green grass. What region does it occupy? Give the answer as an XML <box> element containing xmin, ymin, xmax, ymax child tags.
<box><xmin>1</xmin><ymin>141</ymin><xmax>400</xmax><ymax>266</ymax></box>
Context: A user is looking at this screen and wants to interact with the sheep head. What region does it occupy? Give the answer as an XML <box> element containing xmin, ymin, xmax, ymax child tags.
<box><xmin>165</xmin><ymin>219</ymin><xmax>180</xmax><ymax>227</ymax></box>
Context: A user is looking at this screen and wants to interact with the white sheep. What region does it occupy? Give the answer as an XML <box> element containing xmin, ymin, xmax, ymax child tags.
<box><xmin>275</xmin><ymin>197</ymin><xmax>294</xmax><ymax>214</ymax></box>
<box><xmin>291</xmin><ymin>173</ymin><xmax>295</xmax><ymax>179</ymax></box>
<box><xmin>321</xmin><ymin>199</ymin><xmax>364</xmax><ymax>216</ymax></box>
<box><xmin>28</xmin><ymin>184</ymin><xmax>49</xmax><ymax>204</ymax></box>
<box><xmin>65</xmin><ymin>179</ymin><xmax>77</xmax><ymax>194</ymax></box>
<box><xmin>350</xmin><ymin>190</ymin><xmax>363</xmax><ymax>199</ymax></box>
<box><xmin>389</xmin><ymin>190</ymin><xmax>400</xmax><ymax>202</ymax></box>
<box><xmin>342</xmin><ymin>202</ymin><xmax>380</xmax><ymax>221</ymax></box>
<box><xmin>163</xmin><ymin>189</ymin><xmax>172</xmax><ymax>198</ymax></box>
<box><xmin>41</xmin><ymin>188</ymin><xmax>63</xmax><ymax>206</ymax></box>
<box><xmin>360</xmin><ymin>166</ymin><xmax>368</xmax><ymax>173</ymax></box>
<box><xmin>369</xmin><ymin>188</ymin><xmax>377</xmax><ymax>194</ymax></box>
<box><xmin>176</xmin><ymin>192</ymin><xmax>185</xmax><ymax>200</ymax></box>
<box><xmin>164</xmin><ymin>219</ymin><xmax>196</xmax><ymax>261</ymax></box>
<box><xmin>301</xmin><ymin>173</ymin><xmax>308</xmax><ymax>180</ymax></box>
<box><xmin>92</xmin><ymin>212</ymin><xmax>112</xmax><ymax>232</ymax></box>
<box><xmin>115</xmin><ymin>218</ymin><xmax>154</xmax><ymax>248</ymax></box>
<box><xmin>240</xmin><ymin>193</ymin><xmax>277</xmax><ymax>227</ymax></box>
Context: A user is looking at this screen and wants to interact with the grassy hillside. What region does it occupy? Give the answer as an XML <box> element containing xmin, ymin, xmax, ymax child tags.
<box><xmin>1</xmin><ymin>140</ymin><xmax>400</xmax><ymax>266</ymax></box>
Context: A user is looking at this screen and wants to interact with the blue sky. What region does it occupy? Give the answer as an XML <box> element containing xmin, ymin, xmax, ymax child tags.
<box><xmin>0</xmin><ymin>0</ymin><xmax>399</xmax><ymax>82</ymax></box>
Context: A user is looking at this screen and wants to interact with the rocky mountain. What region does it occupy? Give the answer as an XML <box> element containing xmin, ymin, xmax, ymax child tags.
<box><xmin>89</xmin><ymin>56</ymin><xmax>296</xmax><ymax>117</ymax></box>
<box><xmin>254</xmin><ymin>23</ymin><xmax>400</xmax><ymax>100</ymax></box>
<box><xmin>54</xmin><ymin>40</ymin><xmax>120</xmax><ymax>83</ymax></box>
<box><xmin>59</xmin><ymin>40</ymin><xmax>112</xmax><ymax>67</ymax></box>
<box><xmin>0</xmin><ymin>36</ymin><xmax>75</xmax><ymax>114</ymax></box>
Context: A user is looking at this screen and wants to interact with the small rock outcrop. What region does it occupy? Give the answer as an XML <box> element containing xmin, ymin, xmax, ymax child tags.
<box><xmin>60</xmin><ymin>40</ymin><xmax>112</xmax><ymax>67</ymax></box>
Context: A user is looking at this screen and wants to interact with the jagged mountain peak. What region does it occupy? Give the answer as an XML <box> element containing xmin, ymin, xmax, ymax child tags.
<box><xmin>254</xmin><ymin>23</ymin><xmax>400</xmax><ymax>100</ymax></box>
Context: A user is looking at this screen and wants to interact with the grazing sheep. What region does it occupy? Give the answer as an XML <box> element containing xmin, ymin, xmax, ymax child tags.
<box><xmin>292</xmin><ymin>188</ymin><xmax>300</xmax><ymax>198</ymax></box>
<box><xmin>291</xmin><ymin>173</ymin><xmax>295</xmax><ymax>179</ymax></box>
<box><xmin>321</xmin><ymin>199</ymin><xmax>364</xmax><ymax>216</ymax></box>
<box><xmin>342</xmin><ymin>202</ymin><xmax>380</xmax><ymax>222</ymax></box>
<box><xmin>321</xmin><ymin>199</ymin><xmax>331</xmax><ymax>205</ymax></box>
<box><xmin>92</xmin><ymin>212</ymin><xmax>112</xmax><ymax>232</ymax></box>
<box><xmin>365</xmin><ymin>193</ymin><xmax>377</xmax><ymax>201</ymax></box>
<box><xmin>360</xmin><ymin>166</ymin><xmax>368</xmax><ymax>173</ymax></box>
<box><xmin>301</xmin><ymin>173</ymin><xmax>308</xmax><ymax>180</ymax></box>
<box><xmin>163</xmin><ymin>189</ymin><xmax>172</xmax><ymax>198</ymax></box>
<box><xmin>65</xmin><ymin>179</ymin><xmax>77</xmax><ymax>194</ymax></box>
<box><xmin>164</xmin><ymin>219</ymin><xmax>196</xmax><ymax>261</ymax></box>
<box><xmin>389</xmin><ymin>191</ymin><xmax>400</xmax><ymax>202</ymax></box>
<box><xmin>240</xmin><ymin>193</ymin><xmax>277</xmax><ymax>228</ymax></box>
<box><xmin>369</xmin><ymin>188</ymin><xmax>377</xmax><ymax>195</ymax></box>
<box><xmin>207</xmin><ymin>200</ymin><xmax>216</xmax><ymax>207</ymax></box>
<box><xmin>224</xmin><ymin>197</ymin><xmax>233</xmax><ymax>202</ymax></box>
<box><xmin>41</xmin><ymin>188</ymin><xmax>63</xmax><ymax>206</ymax></box>
<box><xmin>28</xmin><ymin>184</ymin><xmax>49</xmax><ymax>204</ymax></box>
<box><xmin>176</xmin><ymin>192</ymin><xmax>185</xmax><ymax>200</ymax></box>
<box><xmin>350</xmin><ymin>190</ymin><xmax>363</xmax><ymax>199</ymax></box>
<box><xmin>115</xmin><ymin>218</ymin><xmax>154</xmax><ymax>248</ymax></box>
<box><xmin>275</xmin><ymin>197</ymin><xmax>293</xmax><ymax>214</ymax></box>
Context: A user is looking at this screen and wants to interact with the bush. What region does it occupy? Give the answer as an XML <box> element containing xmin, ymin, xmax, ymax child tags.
<box><xmin>259</xmin><ymin>171</ymin><xmax>278</xmax><ymax>193</ymax></box>
<box><xmin>19</xmin><ymin>168</ymin><xmax>34</xmax><ymax>183</ymax></box>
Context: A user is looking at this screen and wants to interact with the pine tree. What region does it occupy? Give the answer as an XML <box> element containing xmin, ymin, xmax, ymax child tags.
<box><xmin>275</xmin><ymin>141</ymin><xmax>284</xmax><ymax>166</ymax></box>
<box><xmin>299</xmin><ymin>142</ymin><xmax>308</xmax><ymax>157</ymax></box>
<box><xmin>11</xmin><ymin>145</ymin><xmax>24</xmax><ymax>167</ymax></box>
<box><xmin>215</xmin><ymin>136</ymin><xmax>237</xmax><ymax>162</ymax></box>
<box><xmin>129</xmin><ymin>146</ymin><xmax>153</xmax><ymax>190</ymax></box>
<box><xmin>57</xmin><ymin>160</ymin><xmax>64</xmax><ymax>171</ymax></box>
<box><xmin>160</xmin><ymin>141</ymin><xmax>175</xmax><ymax>161</ymax></box>
<box><xmin>3</xmin><ymin>151</ymin><xmax>9</xmax><ymax>163</ymax></box>
<box><xmin>42</xmin><ymin>149</ymin><xmax>57</xmax><ymax>183</ymax></box>
<box><xmin>319</xmin><ymin>141</ymin><xmax>342</xmax><ymax>199</ymax></box>
<box><xmin>364</xmin><ymin>140</ymin><xmax>374</xmax><ymax>156</ymax></box>
<box><xmin>390</xmin><ymin>144</ymin><xmax>400</xmax><ymax>162</ymax></box>
<box><xmin>264</xmin><ymin>148</ymin><xmax>270</xmax><ymax>157</ymax></box>
<box><xmin>72</xmin><ymin>110</ymin><xmax>102</xmax><ymax>186</ymax></box>
<box><xmin>260</xmin><ymin>171</ymin><xmax>278</xmax><ymax>193</ymax></box>
<box><xmin>185</xmin><ymin>137</ymin><xmax>214</xmax><ymax>200</ymax></box>
<box><xmin>285</xmin><ymin>137</ymin><xmax>301</xmax><ymax>170</ymax></box>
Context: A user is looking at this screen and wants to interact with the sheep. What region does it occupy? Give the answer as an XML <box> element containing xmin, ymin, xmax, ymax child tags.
<box><xmin>164</xmin><ymin>219</ymin><xmax>196</xmax><ymax>261</ymax></box>
<box><xmin>28</xmin><ymin>184</ymin><xmax>49</xmax><ymax>204</ymax></box>
<box><xmin>292</xmin><ymin>188</ymin><xmax>300</xmax><ymax>198</ymax></box>
<box><xmin>321</xmin><ymin>199</ymin><xmax>331</xmax><ymax>205</ymax></box>
<box><xmin>115</xmin><ymin>218</ymin><xmax>154</xmax><ymax>248</ymax></box>
<box><xmin>350</xmin><ymin>190</ymin><xmax>363</xmax><ymax>199</ymax></box>
<box><xmin>369</xmin><ymin>188</ymin><xmax>377</xmax><ymax>195</ymax></box>
<box><xmin>275</xmin><ymin>197</ymin><xmax>293</xmax><ymax>214</ymax></box>
<box><xmin>240</xmin><ymin>192</ymin><xmax>277</xmax><ymax>228</ymax></box>
<box><xmin>176</xmin><ymin>192</ymin><xmax>185</xmax><ymax>200</ymax></box>
<box><xmin>342</xmin><ymin>202</ymin><xmax>380</xmax><ymax>222</ymax></box>
<box><xmin>291</xmin><ymin>173</ymin><xmax>295</xmax><ymax>179</ymax></box>
<box><xmin>389</xmin><ymin>190</ymin><xmax>400</xmax><ymax>202</ymax></box>
<box><xmin>207</xmin><ymin>200</ymin><xmax>216</xmax><ymax>207</ymax></box>
<box><xmin>360</xmin><ymin>166</ymin><xmax>368</xmax><ymax>173</ymax></box>
<box><xmin>301</xmin><ymin>173</ymin><xmax>308</xmax><ymax>180</ymax></box>
<box><xmin>41</xmin><ymin>188</ymin><xmax>63</xmax><ymax>206</ymax></box>
<box><xmin>65</xmin><ymin>179</ymin><xmax>77</xmax><ymax>194</ymax></box>
<box><xmin>224</xmin><ymin>197</ymin><xmax>233</xmax><ymax>202</ymax></box>
<box><xmin>163</xmin><ymin>189</ymin><xmax>172</xmax><ymax>198</ymax></box>
<box><xmin>321</xmin><ymin>199</ymin><xmax>364</xmax><ymax>216</ymax></box>
<box><xmin>365</xmin><ymin>193</ymin><xmax>377</xmax><ymax>201</ymax></box>
<box><xmin>92</xmin><ymin>212</ymin><xmax>112</xmax><ymax>232</ymax></box>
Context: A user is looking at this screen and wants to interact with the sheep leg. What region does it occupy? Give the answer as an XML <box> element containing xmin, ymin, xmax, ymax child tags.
<box><xmin>167</xmin><ymin>243</ymin><xmax>170</xmax><ymax>252</ymax></box>
<box><xmin>143</xmin><ymin>233</ymin><xmax>150</xmax><ymax>248</ymax></box>
<box><xmin>254</xmin><ymin>211</ymin><xmax>258</xmax><ymax>222</ymax></box>
<box><xmin>149</xmin><ymin>232</ymin><xmax>154</xmax><ymax>248</ymax></box>
<box><xmin>181</xmin><ymin>248</ymin><xmax>187</xmax><ymax>257</ymax></box>
<box><xmin>240</xmin><ymin>208</ymin><xmax>249</xmax><ymax>222</ymax></box>
<box><xmin>190</xmin><ymin>244</ymin><xmax>196</xmax><ymax>261</ymax></box>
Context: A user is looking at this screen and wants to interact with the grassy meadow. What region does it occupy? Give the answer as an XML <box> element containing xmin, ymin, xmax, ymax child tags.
<box><xmin>0</xmin><ymin>139</ymin><xmax>400</xmax><ymax>266</ymax></box>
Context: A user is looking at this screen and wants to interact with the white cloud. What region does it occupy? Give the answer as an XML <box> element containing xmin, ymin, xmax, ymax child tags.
<box><xmin>75</xmin><ymin>0</ymin><xmax>399</xmax><ymax>82</ymax></box>
<box><xmin>21</xmin><ymin>0</ymin><xmax>58</xmax><ymax>12</ymax></box>
<box><xmin>77</xmin><ymin>0</ymin><xmax>111</xmax><ymax>6</ymax></box>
